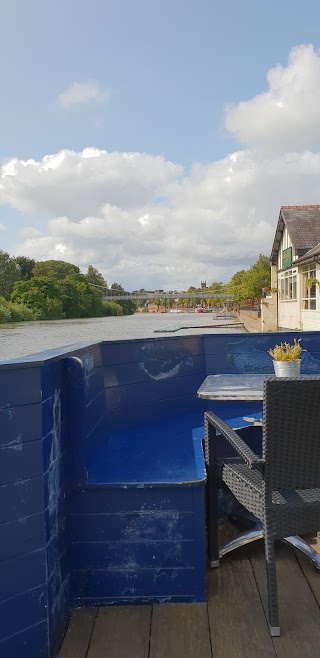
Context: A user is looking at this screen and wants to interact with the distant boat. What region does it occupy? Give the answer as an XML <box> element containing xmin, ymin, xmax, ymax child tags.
<box><xmin>195</xmin><ymin>306</ymin><xmax>204</xmax><ymax>313</ymax></box>
<box><xmin>170</xmin><ymin>309</ymin><xmax>182</xmax><ymax>313</ymax></box>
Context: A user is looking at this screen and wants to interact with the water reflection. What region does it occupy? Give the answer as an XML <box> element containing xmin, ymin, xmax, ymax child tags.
<box><xmin>0</xmin><ymin>313</ymin><xmax>244</xmax><ymax>361</ymax></box>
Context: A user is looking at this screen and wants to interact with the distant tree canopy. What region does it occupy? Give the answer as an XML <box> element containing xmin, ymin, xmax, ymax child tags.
<box><xmin>0</xmin><ymin>251</ymin><xmax>20</xmax><ymax>299</ymax></box>
<box><xmin>32</xmin><ymin>260</ymin><xmax>80</xmax><ymax>280</ymax></box>
<box><xmin>110</xmin><ymin>281</ymin><xmax>136</xmax><ymax>315</ymax></box>
<box><xmin>11</xmin><ymin>273</ymin><xmax>107</xmax><ymax>320</ymax></box>
<box><xmin>6</xmin><ymin>261</ymin><xmax>134</xmax><ymax>321</ymax></box>
<box><xmin>227</xmin><ymin>254</ymin><xmax>271</xmax><ymax>306</ymax></box>
<box><xmin>15</xmin><ymin>256</ymin><xmax>35</xmax><ymax>281</ymax></box>
<box><xmin>86</xmin><ymin>265</ymin><xmax>107</xmax><ymax>292</ymax></box>
<box><xmin>173</xmin><ymin>255</ymin><xmax>271</xmax><ymax>309</ymax></box>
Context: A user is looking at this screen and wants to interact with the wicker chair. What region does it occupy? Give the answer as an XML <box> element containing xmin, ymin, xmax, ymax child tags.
<box><xmin>205</xmin><ymin>376</ymin><xmax>320</xmax><ymax>636</ymax></box>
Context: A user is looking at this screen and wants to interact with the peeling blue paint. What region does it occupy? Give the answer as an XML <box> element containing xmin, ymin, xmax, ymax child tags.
<box><xmin>1</xmin><ymin>434</ymin><xmax>22</xmax><ymax>450</ymax></box>
<box><xmin>0</xmin><ymin>405</ymin><xmax>15</xmax><ymax>419</ymax></box>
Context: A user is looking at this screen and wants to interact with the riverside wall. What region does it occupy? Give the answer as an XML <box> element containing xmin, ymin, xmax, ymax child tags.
<box><xmin>237</xmin><ymin>309</ymin><xmax>262</xmax><ymax>333</ymax></box>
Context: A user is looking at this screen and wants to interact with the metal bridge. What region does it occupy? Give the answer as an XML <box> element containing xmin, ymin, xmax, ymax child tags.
<box><xmin>88</xmin><ymin>283</ymin><xmax>233</xmax><ymax>302</ymax></box>
<box><xmin>102</xmin><ymin>291</ymin><xmax>233</xmax><ymax>301</ymax></box>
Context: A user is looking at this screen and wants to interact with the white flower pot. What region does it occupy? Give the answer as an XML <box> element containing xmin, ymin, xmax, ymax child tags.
<box><xmin>273</xmin><ymin>359</ymin><xmax>301</xmax><ymax>378</ymax></box>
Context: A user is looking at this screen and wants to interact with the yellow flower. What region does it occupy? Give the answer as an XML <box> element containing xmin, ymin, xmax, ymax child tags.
<box><xmin>268</xmin><ymin>338</ymin><xmax>304</xmax><ymax>362</ymax></box>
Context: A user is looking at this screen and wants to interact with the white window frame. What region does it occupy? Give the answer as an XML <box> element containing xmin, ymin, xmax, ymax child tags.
<box><xmin>302</xmin><ymin>265</ymin><xmax>317</xmax><ymax>310</ymax></box>
<box><xmin>279</xmin><ymin>268</ymin><xmax>297</xmax><ymax>302</ymax></box>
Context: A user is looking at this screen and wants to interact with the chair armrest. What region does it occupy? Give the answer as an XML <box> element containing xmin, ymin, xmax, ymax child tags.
<box><xmin>204</xmin><ymin>411</ymin><xmax>264</xmax><ymax>471</ymax></box>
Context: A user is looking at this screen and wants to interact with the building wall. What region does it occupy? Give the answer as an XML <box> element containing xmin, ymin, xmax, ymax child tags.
<box><xmin>299</xmin><ymin>262</ymin><xmax>320</xmax><ymax>331</ymax></box>
<box><xmin>276</xmin><ymin>228</ymin><xmax>300</xmax><ymax>329</ymax></box>
<box><xmin>301</xmin><ymin>310</ymin><xmax>320</xmax><ymax>330</ymax></box>
<box><xmin>261</xmin><ymin>294</ymin><xmax>278</xmax><ymax>332</ymax></box>
<box><xmin>275</xmin><ymin>222</ymin><xmax>320</xmax><ymax>330</ymax></box>
<box><xmin>277</xmin><ymin>249</ymin><xmax>320</xmax><ymax>331</ymax></box>
<box><xmin>277</xmin><ymin>225</ymin><xmax>293</xmax><ymax>270</ymax></box>
<box><xmin>278</xmin><ymin>299</ymin><xmax>300</xmax><ymax>330</ymax></box>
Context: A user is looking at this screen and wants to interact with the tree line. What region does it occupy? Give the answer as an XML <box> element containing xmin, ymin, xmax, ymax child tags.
<box><xmin>0</xmin><ymin>251</ymin><xmax>270</xmax><ymax>323</ymax></box>
<box><xmin>0</xmin><ymin>252</ymin><xmax>135</xmax><ymax>323</ymax></box>
<box><xmin>138</xmin><ymin>254</ymin><xmax>271</xmax><ymax>310</ymax></box>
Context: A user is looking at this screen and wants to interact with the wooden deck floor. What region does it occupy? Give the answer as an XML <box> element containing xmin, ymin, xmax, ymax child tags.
<box><xmin>59</xmin><ymin>531</ymin><xmax>320</xmax><ymax>658</ymax></box>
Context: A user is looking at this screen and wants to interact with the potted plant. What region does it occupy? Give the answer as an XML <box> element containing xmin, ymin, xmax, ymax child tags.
<box><xmin>268</xmin><ymin>338</ymin><xmax>304</xmax><ymax>377</ymax></box>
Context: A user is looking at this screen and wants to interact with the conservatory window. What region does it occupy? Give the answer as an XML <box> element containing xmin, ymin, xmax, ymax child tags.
<box><xmin>302</xmin><ymin>265</ymin><xmax>317</xmax><ymax>310</ymax></box>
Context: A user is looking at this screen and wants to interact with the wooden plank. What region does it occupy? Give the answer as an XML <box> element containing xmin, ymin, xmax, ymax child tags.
<box><xmin>87</xmin><ymin>605</ymin><xmax>151</xmax><ymax>658</ymax></box>
<box><xmin>249</xmin><ymin>540</ymin><xmax>320</xmax><ymax>657</ymax></box>
<box><xmin>206</xmin><ymin>522</ymin><xmax>275</xmax><ymax>658</ymax></box>
<box><xmin>294</xmin><ymin>535</ymin><xmax>320</xmax><ymax>606</ymax></box>
<box><xmin>207</xmin><ymin>551</ymin><xmax>276</xmax><ymax>658</ymax></box>
<box><xmin>58</xmin><ymin>607</ymin><xmax>98</xmax><ymax>658</ymax></box>
<box><xmin>149</xmin><ymin>603</ymin><xmax>211</xmax><ymax>658</ymax></box>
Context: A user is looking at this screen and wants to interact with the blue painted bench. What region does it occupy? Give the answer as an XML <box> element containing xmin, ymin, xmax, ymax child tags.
<box><xmin>69</xmin><ymin>416</ymin><xmax>207</xmax><ymax>605</ymax></box>
<box><xmin>66</xmin><ymin>343</ymin><xmax>208</xmax><ymax>607</ymax></box>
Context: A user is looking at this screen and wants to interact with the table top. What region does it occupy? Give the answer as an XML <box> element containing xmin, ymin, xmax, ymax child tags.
<box><xmin>197</xmin><ymin>374</ymin><xmax>268</xmax><ymax>401</ymax></box>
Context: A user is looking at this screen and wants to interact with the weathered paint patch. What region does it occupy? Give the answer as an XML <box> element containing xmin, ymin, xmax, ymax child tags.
<box><xmin>1</xmin><ymin>434</ymin><xmax>22</xmax><ymax>450</ymax></box>
<box><xmin>82</xmin><ymin>352</ymin><xmax>95</xmax><ymax>376</ymax></box>
<box><xmin>0</xmin><ymin>405</ymin><xmax>15</xmax><ymax>420</ymax></box>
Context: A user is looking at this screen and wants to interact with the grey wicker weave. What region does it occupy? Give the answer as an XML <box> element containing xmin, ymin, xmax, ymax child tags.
<box><xmin>205</xmin><ymin>376</ymin><xmax>320</xmax><ymax>636</ymax></box>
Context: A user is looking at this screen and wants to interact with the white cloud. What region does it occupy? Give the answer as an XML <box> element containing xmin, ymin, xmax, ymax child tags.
<box><xmin>19</xmin><ymin>227</ymin><xmax>41</xmax><ymax>239</ymax></box>
<box><xmin>225</xmin><ymin>45</ymin><xmax>320</xmax><ymax>154</ymax></box>
<box><xmin>0</xmin><ymin>223</ymin><xmax>5</xmax><ymax>232</ymax></box>
<box><xmin>5</xmin><ymin>44</ymin><xmax>320</xmax><ymax>289</ymax></box>
<box><xmin>9</xmin><ymin>146</ymin><xmax>320</xmax><ymax>290</ymax></box>
<box><xmin>57</xmin><ymin>81</ymin><xmax>111</xmax><ymax>109</ymax></box>
<box><xmin>0</xmin><ymin>148</ymin><xmax>182</xmax><ymax>218</ymax></box>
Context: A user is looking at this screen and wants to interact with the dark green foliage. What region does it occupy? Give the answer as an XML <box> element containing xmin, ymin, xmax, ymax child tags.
<box><xmin>6</xmin><ymin>302</ymin><xmax>36</xmax><ymax>322</ymax></box>
<box><xmin>0</xmin><ymin>296</ymin><xmax>36</xmax><ymax>323</ymax></box>
<box><xmin>101</xmin><ymin>301</ymin><xmax>123</xmax><ymax>316</ymax></box>
<box><xmin>0</xmin><ymin>251</ymin><xmax>21</xmax><ymax>299</ymax></box>
<box><xmin>110</xmin><ymin>282</ymin><xmax>137</xmax><ymax>314</ymax></box>
<box><xmin>15</xmin><ymin>256</ymin><xmax>35</xmax><ymax>281</ymax></box>
<box><xmin>32</xmin><ymin>260</ymin><xmax>80</xmax><ymax>280</ymax></box>
<box><xmin>11</xmin><ymin>277</ymin><xmax>63</xmax><ymax>319</ymax></box>
<box><xmin>0</xmin><ymin>297</ymin><xmax>11</xmax><ymax>323</ymax></box>
<box><xmin>86</xmin><ymin>265</ymin><xmax>107</xmax><ymax>294</ymax></box>
<box><xmin>227</xmin><ymin>255</ymin><xmax>271</xmax><ymax>306</ymax></box>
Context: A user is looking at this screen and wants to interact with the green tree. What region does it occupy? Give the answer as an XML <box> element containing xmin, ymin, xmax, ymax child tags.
<box><xmin>11</xmin><ymin>276</ymin><xmax>63</xmax><ymax>319</ymax></box>
<box><xmin>57</xmin><ymin>277</ymin><xmax>83</xmax><ymax>318</ymax></box>
<box><xmin>15</xmin><ymin>256</ymin><xmax>35</xmax><ymax>281</ymax></box>
<box><xmin>0</xmin><ymin>251</ymin><xmax>21</xmax><ymax>299</ymax></box>
<box><xmin>206</xmin><ymin>282</ymin><xmax>225</xmax><ymax>308</ymax></box>
<box><xmin>86</xmin><ymin>265</ymin><xmax>107</xmax><ymax>294</ymax></box>
<box><xmin>101</xmin><ymin>300</ymin><xmax>123</xmax><ymax>316</ymax></box>
<box><xmin>110</xmin><ymin>282</ymin><xmax>136</xmax><ymax>314</ymax></box>
<box><xmin>226</xmin><ymin>255</ymin><xmax>271</xmax><ymax>307</ymax></box>
<box><xmin>242</xmin><ymin>254</ymin><xmax>271</xmax><ymax>300</ymax></box>
<box><xmin>226</xmin><ymin>270</ymin><xmax>248</xmax><ymax>307</ymax></box>
<box><xmin>32</xmin><ymin>259</ymin><xmax>80</xmax><ymax>280</ymax></box>
<box><xmin>57</xmin><ymin>274</ymin><xmax>103</xmax><ymax>318</ymax></box>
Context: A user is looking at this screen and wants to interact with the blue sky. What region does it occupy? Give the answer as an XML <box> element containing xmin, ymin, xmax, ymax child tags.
<box><xmin>1</xmin><ymin>0</ymin><xmax>320</xmax><ymax>289</ymax></box>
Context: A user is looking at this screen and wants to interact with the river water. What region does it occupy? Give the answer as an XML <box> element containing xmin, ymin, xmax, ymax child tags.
<box><xmin>0</xmin><ymin>312</ymin><xmax>244</xmax><ymax>361</ymax></box>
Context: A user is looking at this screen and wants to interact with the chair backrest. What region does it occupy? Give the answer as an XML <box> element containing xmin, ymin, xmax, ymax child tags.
<box><xmin>263</xmin><ymin>376</ymin><xmax>320</xmax><ymax>493</ymax></box>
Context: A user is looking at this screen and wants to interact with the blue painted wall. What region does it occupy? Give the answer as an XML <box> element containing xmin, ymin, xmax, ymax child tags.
<box><xmin>1</xmin><ymin>330</ymin><xmax>320</xmax><ymax>657</ymax></box>
<box><xmin>0</xmin><ymin>363</ymin><xmax>49</xmax><ymax>657</ymax></box>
